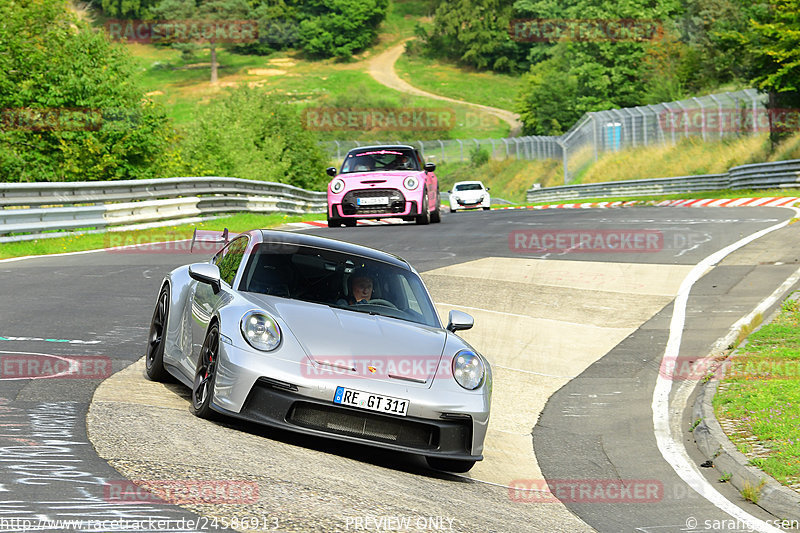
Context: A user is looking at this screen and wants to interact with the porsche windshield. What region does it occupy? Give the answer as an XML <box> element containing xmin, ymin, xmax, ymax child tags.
<box><xmin>240</xmin><ymin>243</ymin><xmax>439</xmax><ymax>328</ymax></box>
<box><xmin>340</xmin><ymin>149</ymin><xmax>419</xmax><ymax>173</ymax></box>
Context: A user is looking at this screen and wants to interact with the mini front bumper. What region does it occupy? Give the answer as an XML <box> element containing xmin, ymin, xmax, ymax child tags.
<box><xmin>330</xmin><ymin>201</ymin><xmax>419</xmax><ymax>219</ymax></box>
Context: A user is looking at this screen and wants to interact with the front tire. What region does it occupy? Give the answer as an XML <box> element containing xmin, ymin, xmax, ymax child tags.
<box><xmin>190</xmin><ymin>324</ymin><xmax>220</xmax><ymax>419</ymax></box>
<box><xmin>415</xmin><ymin>193</ymin><xmax>430</xmax><ymax>225</ymax></box>
<box><xmin>145</xmin><ymin>286</ymin><xmax>171</xmax><ymax>382</ymax></box>
<box><xmin>327</xmin><ymin>217</ymin><xmax>342</xmax><ymax>228</ymax></box>
<box><xmin>482</xmin><ymin>206</ymin><xmax>490</xmax><ymax>211</ymax></box>
<box><xmin>426</xmin><ymin>457</ymin><xmax>476</xmax><ymax>473</ymax></box>
<box><xmin>431</xmin><ymin>196</ymin><xmax>441</xmax><ymax>224</ymax></box>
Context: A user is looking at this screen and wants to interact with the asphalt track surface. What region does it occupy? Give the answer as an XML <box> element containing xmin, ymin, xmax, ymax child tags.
<box><xmin>0</xmin><ymin>206</ymin><xmax>798</xmax><ymax>533</ymax></box>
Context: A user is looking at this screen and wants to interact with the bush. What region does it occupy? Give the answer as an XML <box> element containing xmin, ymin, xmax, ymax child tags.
<box><xmin>178</xmin><ymin>87</ymin><xmax>328</xmax><ymax>190</ymax></box>
<box><xmin>469</xmin><ymin>146</ymin><xmax>490</xmax><ymax>167</ymax></box>
<box><xmin>0</xmin><ymin>0</ymin><xmax>175</xmax><ymax>182</ymax></box>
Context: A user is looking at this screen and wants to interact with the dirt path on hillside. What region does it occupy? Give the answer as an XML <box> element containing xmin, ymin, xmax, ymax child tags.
<box><xmin>367</xmin><ymin>40</ymin><xmax>523</xmax><ymax>136</ymax></box>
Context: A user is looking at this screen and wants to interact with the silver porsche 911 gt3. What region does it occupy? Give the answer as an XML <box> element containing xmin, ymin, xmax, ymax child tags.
<box><xmin>145</xmin><ymin>229</ymin><xmax>491</xmax><ymax>472</ymax></box>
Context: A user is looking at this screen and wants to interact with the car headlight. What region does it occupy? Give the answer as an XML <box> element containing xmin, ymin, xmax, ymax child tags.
<box><xmin>452</xmin><ymin>350</ymin><xmax>484</xmax><ymax>390</ymax></box>
<box><xmin>330</xmin><ymin>179</ymin><xmax>345</xmax><ymax>194</ymax></box>
<box><xmin>403</xmin><ymin>176</ymin><xmax>419</xmax><ymax>190</ymax></box>
<box><xmin>240</xmin><ymin>311</ymin><xmax>281</xmax><ymax>351</ymax></box>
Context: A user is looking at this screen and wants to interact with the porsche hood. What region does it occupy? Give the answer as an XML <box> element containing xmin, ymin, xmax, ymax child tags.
<box><xmin>249</xmin><ymin>296</ymin><xmax>449</xmax><ymax>387</ymax></box>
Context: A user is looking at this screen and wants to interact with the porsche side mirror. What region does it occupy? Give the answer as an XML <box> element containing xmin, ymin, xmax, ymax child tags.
<box><xmin>326</xmin><ymin>167</ymin><xmax>338</xmax><ymax>177</ymax></box>
<box><xmin>189</xmin><ymin>263</ymin><xmax>222</xmax><ymax>294</ymax></box>
<box><xmin>424</xmin><ymin>162</ymin><xmax>436</xmax><ymax>172</ymax></box>
<box><xmin>447</xmin><ymin>310</ymin><xmax>474</xmax><ymax>333</ymax></box>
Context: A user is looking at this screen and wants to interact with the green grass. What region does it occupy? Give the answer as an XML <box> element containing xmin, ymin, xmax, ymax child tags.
<box><xmin>0</xmin><ymin>213</ymin><xmax>324</xmax><ymax>260</ymax></box>
<box><xmin>395</xmin><ymin>53</ymin><xmax>521</xmax><ymax>113</ymax></box>
<box><xmin>379</xmin><ymin>0</ymin><xmax>434</xmax><ymax>45</ymax></box>
<box><xmin>576</xmin><ymin>132</ymin><xmax>800</xmax><ymax>185</ymax></box>
<box><xmin>130</xmin><ymin>43</ymin><xmax>509</xmax><ymax>139</ymax></box>
<box><xmin>437</xmin><ymin>158</ymin><xmax>562</xmax><ymax>204</ymax></box>
<box><xmin>713</xmin><ymin>293</ymin><xmax>800</xmax><ymax>486</ymax></box>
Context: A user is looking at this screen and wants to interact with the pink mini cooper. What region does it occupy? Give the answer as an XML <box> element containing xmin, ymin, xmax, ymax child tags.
<box><xmin>326</xmin><ymin>145</ymin><xmax>441</xmax><ymax>227</ymax></box>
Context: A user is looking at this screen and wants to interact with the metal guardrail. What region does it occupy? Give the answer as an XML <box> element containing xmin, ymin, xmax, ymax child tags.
<box><xmin>0</xmin><ymin>177</ymin><xmax>327</xmax><ymax>243</ymax></box>
<box><xmin>728</xmin><ymin>160</ymin><xmax>800</xmax><ymax>190</ymax></box>
<box><xmin>526</xmin><ymin>159</ymin><xmax>800</xmax><ymax>203</ymax></box>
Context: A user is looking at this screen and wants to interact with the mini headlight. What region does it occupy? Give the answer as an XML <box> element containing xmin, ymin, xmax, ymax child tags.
<box><xmin>403</xmin><ymin>176</ymin><xmax>419</xmax><ymax>190</ymax></box>
<box><xmin>452</xmin><ymin>350</ymin><xmax>484</xmax><ymax>390</ymax></box>
<box><xmin>330</xmin><ymin>179</ymin><xmax>345</xmax><ymax>194</ymax></box>
<box><xmin>240</xmin><ymin>311</ymin><xmax>281</xmax><ymax>351</ymax></box>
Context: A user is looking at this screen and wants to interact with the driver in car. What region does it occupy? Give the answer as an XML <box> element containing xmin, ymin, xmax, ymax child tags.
<box><xmin>389</xmin><ymin>154</ymin><xmax>413</xmax><ymax>170</ymax></box>
<box><xmin>336</xmin><ymin>271</ymin><xmax>374</xmax><ymax>306</ymax></box>
<box><xmin>349</xmin><ymin>274</ymin><xmax>373</xmax><ymax>304</ymax></box>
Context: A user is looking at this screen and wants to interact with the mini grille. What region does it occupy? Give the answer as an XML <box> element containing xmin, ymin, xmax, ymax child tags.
<box><xmin>342</xmin><ymin>189</ymin><xmax>406</xmax><ymax>215</ymax></box>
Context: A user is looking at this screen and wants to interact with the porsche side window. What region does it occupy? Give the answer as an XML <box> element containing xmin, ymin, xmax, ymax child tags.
<box><xmin>398</xmin><ymin>275</ymin><xmax>423</xmax><ymax>315</ymax></box>
<box><xmin>218</xmin><ymin>237</ymin><xmax>248</xmax><ymax>287</ymax></box>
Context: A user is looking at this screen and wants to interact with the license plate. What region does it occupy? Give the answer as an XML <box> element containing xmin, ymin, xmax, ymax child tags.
<box><xmin>333</xmin><ymin>386</ymin><xmax>409</xmax><ymax>416</ymax></box>
<box><xmin>357</xmin><ymin>196</ymin><xmax>389</xmax><ymax>206</ymax></box>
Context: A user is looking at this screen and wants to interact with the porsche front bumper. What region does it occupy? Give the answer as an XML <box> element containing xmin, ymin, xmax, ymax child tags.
<box><xmin>210</xmin><ymin>341</ymin><xmax>489</xmax><ymax>460</ymax></box>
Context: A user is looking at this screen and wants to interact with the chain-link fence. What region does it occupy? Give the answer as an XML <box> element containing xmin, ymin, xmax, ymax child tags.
<box><xmin>317</xmin><ymin>136</ymin><xmax>562</xmax><ymax>166</ymax></box>
<box><xmin>319</xmin><ymin>89</ymin><xmax>768</xmax><ymax>185</ymax></box>
<box><xmin>560</xmin><ymin>89</ymin><xmax>766</xmax><ymax>184</ymax></box>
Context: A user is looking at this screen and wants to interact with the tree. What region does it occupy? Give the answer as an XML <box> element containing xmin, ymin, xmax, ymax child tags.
<box><xmin>515</xmin><ymin>45</ymin><xmax>580</xmax><ymax>135</ymax></box>
<box><xmin>0</xmin><ymin>0</ymin><xmax>175</xmax><ymax>182</ymax></box>
<box><xmin>721</xmin><ymin>0</ymin><xmax>800</xmax><ymax>145</ymax></box>
<box><xmin>233</xmin><ymin>0</ymin><xmax>300</xmax><ymax>55</ymax></box>
<box><xmin>102</xmin><ymin>0</ymin><xmax>160</xmax><ymax>19</ymax></box>
<box><xmin>512</xmin><ymin>0</ymin><xmax>682</xmax><ymax>133</ymax></box>
<box><xmin>419</xmin><ymin>0</ymin><xmax>525</xmax><ymax>72</ymax></box>
<box><xmin>297</xmin><ymin>0</ymin><xmax>389</xmax><ymax>59</ymax></box>
<box><xmin>150</xmin><ymin>0</ymin><xmax>252</xmax><ymax>83</ymax></box>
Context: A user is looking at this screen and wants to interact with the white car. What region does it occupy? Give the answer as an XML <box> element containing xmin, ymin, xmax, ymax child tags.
<box><xmin>448</xmin><ymin>181</ymin><xmax>491</xmax><ymax>212</ymax></box>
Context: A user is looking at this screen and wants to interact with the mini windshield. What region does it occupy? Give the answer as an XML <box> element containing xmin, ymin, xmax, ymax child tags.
<box><xmin>240</xmin><ymin>243</ymin><xmax>440</xmax><ymax>328</ymax></box>
<box><xmin>340</xmin><ymin>148</ymin><xmax>419</xmax><ymax>173</ymax></box>
<box><xmin>455</xmin><ymin>183</ymin><xmax>484</xmax><ymax>191</ymax></box>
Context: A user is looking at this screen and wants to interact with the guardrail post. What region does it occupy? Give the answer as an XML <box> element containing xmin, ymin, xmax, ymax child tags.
<box><xmin>457</xmin><ymin>139</ymin><xmax>464</xmax><ymax>161</ymax></box>
<box><xmin>502</xmin><ymin>138</ymin><xmax>509</xmax><ymax>158</ymax></box>
<box><xmin>591</xmin><ymin>113</ymin><xmax>598</xmax><ymax>161</ymax></box>
<box><xmin>438</xmin><ymin>140</ymin><xmax>445</xmax><ymax>162</ymax></box>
